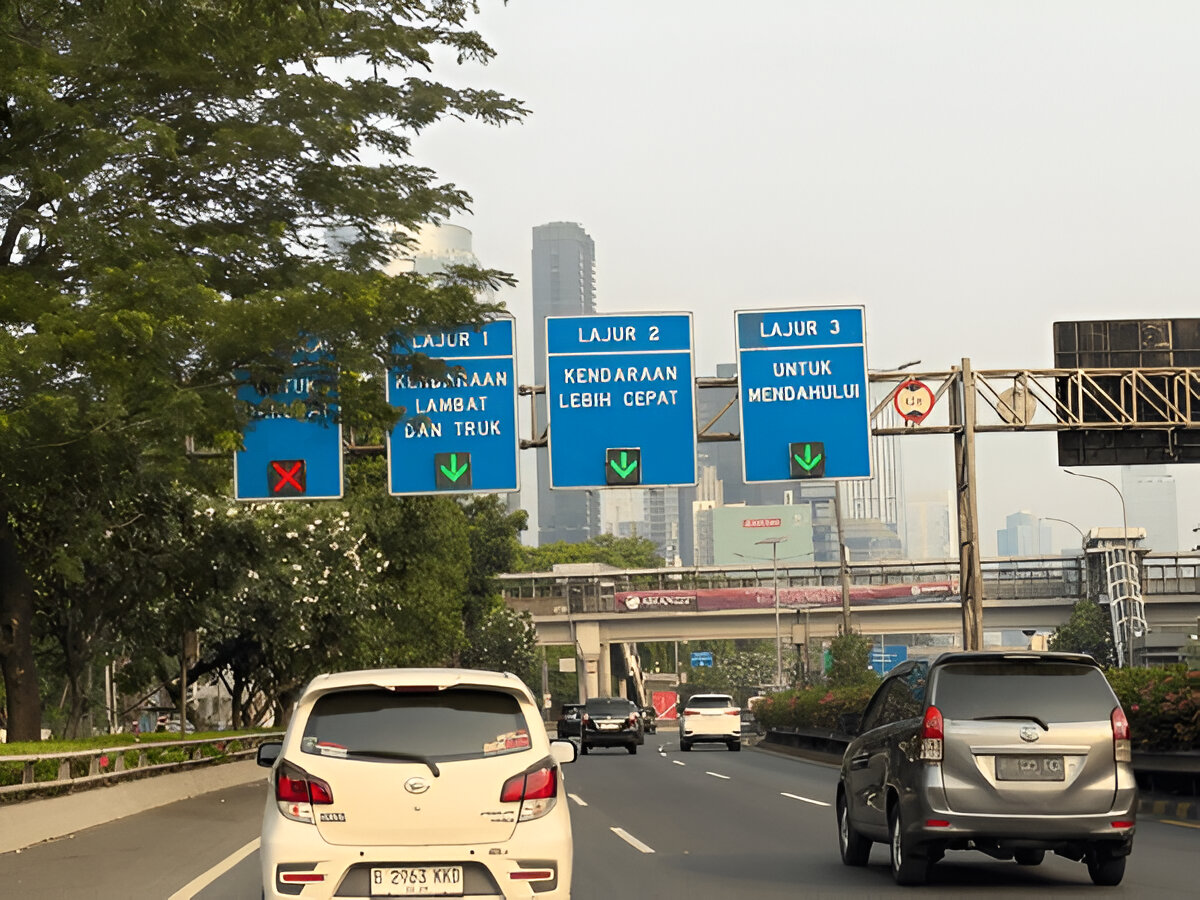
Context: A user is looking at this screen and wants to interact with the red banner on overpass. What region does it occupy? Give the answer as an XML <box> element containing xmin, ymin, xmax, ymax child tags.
<box><xmin>615</xmin><ymin>581</ymin><xmax>958</xmax><ymax>612</ymax></box>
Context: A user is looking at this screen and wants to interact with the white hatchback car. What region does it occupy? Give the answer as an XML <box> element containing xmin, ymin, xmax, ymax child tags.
<box><xmin>678</xmin><ymin>693</ymin><xmax>742</xmax><ymax>751</ymax></box>
<box><xmin>257</xmin><ymin>668</ymin><xmax>576</xmax><ymax>899</ymax></box>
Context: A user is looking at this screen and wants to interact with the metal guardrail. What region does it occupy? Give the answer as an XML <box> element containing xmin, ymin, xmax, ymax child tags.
<box><xmin>0</xmin><ymin>733</ymin><xmax>283</xmax><ymax>799</ymax></box>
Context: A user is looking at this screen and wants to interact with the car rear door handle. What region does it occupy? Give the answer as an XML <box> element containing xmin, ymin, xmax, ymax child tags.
<box><xmin>849</xmin><ymin>754</ymin><xmax>870</xmax><ymax>770</ymax></box>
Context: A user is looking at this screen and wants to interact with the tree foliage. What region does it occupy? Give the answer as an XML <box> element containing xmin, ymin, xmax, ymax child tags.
<box><xmin>516</xmin><ymin>534</ymin><xmax>664</xmax><ymax>572</ymax></box>
<box><xmin>826</xmin><ymin>632</ymin><xmax>879</xmax><ymax>688</ymax></box>
<box><xmin>1</xmin><ymin>1</ymin><xmax>524</xmax><ymax>739</ymax></box>
<box><xmin>1048</xmin><ymin>597</ymin><xmax>1116</xmax><ymax>667</ymax></box>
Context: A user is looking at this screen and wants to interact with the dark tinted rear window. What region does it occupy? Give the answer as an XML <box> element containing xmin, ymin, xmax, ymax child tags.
<box><xmin>585</xmin><ymin>699</ymin><xmax>636</xmax><ymax>716</ymax></box>
<box><xmin>686</xmin><ymin>695</ymin><xmax>735</xmax><ymax>708</ymax></box>
<box><xmin>301</xmin><ymin>688</ymin><xmax>530</xmax><ymax>762</ymax></box>
<box><xmin>932</xmin><ymin>662</ymin><xmax>1116</xmax><ymax>722</ymax></box>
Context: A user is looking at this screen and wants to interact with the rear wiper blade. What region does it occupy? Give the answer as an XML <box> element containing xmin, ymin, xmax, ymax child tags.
<box><xmin>972</xmin><ymin>715</ymin><xmax>1048</xmax><ymax>731</ymax></box>
<box><xmin>344</xmin><ymin>749</ymin><xmax>440</xmax><ymax>777</ymax></box>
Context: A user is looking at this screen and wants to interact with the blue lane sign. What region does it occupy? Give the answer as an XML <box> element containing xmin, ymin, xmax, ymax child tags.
<box><xmin>546</xmin><ymin>313</ymin><xmax>697</xmax><ymax>489</ymax></box>
<box><xmin>691</xmin><ymin>650</ymin><xmax>714</xmax><ymax>667</ymax></box>
<box><xmin>736</xmin><ymin>306</ymin><xmax>872</xmax><ymax>483</ymax></box>
<box><xmin>234</xmin><ymin>343</ymin><xmax>344</xmax><ymax>501</ymax></box>
<box><xmin>387</xmin><ymin>316</ymin><xmax>519</xmax><ymax>496</ymax></box>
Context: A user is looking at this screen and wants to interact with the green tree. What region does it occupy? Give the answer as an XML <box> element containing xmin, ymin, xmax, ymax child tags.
<box><xmin>517</xmin><ymin>534</ymin><xmax>664</xmax><ymax>572</ymax></box>
<box><xmin>826</xmin><ymin>632</ymin><xmax>879</xmax><ymax>688</ymax></box>
<box><xmin>1048</xmin><ymin>597</ymin><xmax>1116</xmax><ymax>667</ymax></box>
<box><xmin>0</xmin><ymin>2</ymin><xmax>523</xmax><ymax>739</ymax></box>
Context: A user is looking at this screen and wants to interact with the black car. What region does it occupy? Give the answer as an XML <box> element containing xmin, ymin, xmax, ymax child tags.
<box><xmin>640</xmin><ymin>706</ymin><xmax>658</xmax><ymax>735</ymax></box>
<box><xmin>580</xmin><ymin>697</ymin><xmax>641</xmax><ymax>755</ymax></box>
<box><xmin>555</xmin><ymin>702</ymin><xmax>585</xmax><ymax>739</ymax></box>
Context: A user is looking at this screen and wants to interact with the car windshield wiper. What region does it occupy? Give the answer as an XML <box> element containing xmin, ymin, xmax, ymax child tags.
<box><xmin>971</xmin><ymin>714</ymin><xmax>1049</xmax><ymax>731</ymax></box>
<box><xmin>344</xmin><ymin>749</ymin><xmax>441</xmax><ymax>777</ymax></box>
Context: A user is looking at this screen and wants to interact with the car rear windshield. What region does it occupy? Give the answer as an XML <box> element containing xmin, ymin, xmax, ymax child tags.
<box><xmin>932</xmin><ymin>662</ymin><xmax>1117</xmax><ymax>722</ymax></box>
<box><xmin>300</xmin><ymin>687</ymin><xmax>531</xmax><ymax>762</ymax></box>
<box><xmin>686</xmin><ymin>696</ymin><xmax>735</xmax><ymax>708</ymax></box>
<box><xmin>585</xmin><ymin>699</ymin><xmax>634</xmax><ymax>716</ymax></box>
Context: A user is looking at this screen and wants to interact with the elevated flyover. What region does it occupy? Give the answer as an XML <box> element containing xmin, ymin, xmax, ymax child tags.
<box><xmin>500</xmin><ymin>554</ymin><xmax>1200</xmax><ymax>698</ymax></box>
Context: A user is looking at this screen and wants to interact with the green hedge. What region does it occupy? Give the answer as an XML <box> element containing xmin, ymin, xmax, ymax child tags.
<box><xmin>759</xmin><ymin>666</ymin><xmax>1199</xmax><ymax>752</ymax></box>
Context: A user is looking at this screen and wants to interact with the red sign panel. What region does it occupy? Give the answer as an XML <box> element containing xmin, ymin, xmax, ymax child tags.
<box><xmin>652</xmin><ymin>690</ymin><xmax>679</xmax><ymax>720</ymax></box>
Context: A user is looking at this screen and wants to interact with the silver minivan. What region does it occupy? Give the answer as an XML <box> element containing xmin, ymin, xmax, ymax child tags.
<box><xmin>836</xmin><ymin>652</ymin><xmax>1136</xmax><ymax>886</ymax></box>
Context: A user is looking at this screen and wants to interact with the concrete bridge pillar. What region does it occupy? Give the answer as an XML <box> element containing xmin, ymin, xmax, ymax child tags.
<box><xmin>574</xmin><ymin>621</ymin><xmax>602</xmax><ymax>702</ymax></box>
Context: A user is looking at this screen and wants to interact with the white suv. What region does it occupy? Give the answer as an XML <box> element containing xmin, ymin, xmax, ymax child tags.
<box><xmin>257</xmin><ymin>668</ymin><xmax>576</xmax><ymax>899</ymax></box>
<box><xmin>679</xmin><ymin>693</ymin><xmax>742</xmax><ymax>751</ymax></box>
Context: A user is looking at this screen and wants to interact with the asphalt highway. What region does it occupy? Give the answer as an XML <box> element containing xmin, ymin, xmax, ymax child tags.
<box><xmin>2</xmin><ymin>739</ymin><xmax>1197</xmax><ymax>899</ymax></box>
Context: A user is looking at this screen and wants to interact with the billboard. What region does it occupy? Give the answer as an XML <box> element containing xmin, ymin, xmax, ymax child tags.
<box><xmin>614</xmin><ymin>582</ymin><xmax>958</xmax><ymax>612</ymax></box>
<box><xmin>711</xmin><ymin>504</ymin><xmax>814</xmax><ymax>566</ymax></box>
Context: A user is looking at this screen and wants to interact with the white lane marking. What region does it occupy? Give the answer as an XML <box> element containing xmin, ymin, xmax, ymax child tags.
<box><xmin>782</xmin><ymin>792</ymin><xmax>831</xmax><ymax>807</ymax></box>
<box><xmin>167</xmin><ymin>836</ymin><xmax>260</xmax><ymax>900</ymax></box>
<box><xmin>672</xmin><ymin>760</ymin><xmax>686</xmax><ymax>766</ymax></box>
<box><xmin>706</xmin><ymin>771</ymin><xmax>731</xmax><ymax>780</ymax></box>
<box><xmin>611</xmin><ymin>827</ymin><xmax>656</xmax><ymax>854</ymax></box>
<box><xmin>568</xmin><ymin>792</ymin><xmax>588</xmax><ymax>806</ymax></box>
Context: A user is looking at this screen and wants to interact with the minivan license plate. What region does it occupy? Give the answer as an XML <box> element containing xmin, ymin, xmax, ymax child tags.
<box><xmin>370</xmin><ymin>866</ymin><xmax>464</xmax><ymax>896</ymax></box>
<box><xmin>996</xmin><ymin>755</ymin><xmax>1064</xmax><ymax>781</ymax></box>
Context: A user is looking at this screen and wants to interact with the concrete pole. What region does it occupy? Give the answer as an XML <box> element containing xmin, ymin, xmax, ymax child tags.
<box><xmin>833</xmin><ymin>482</ymin><xmax>852</xmax><ymax>634</ymax></box>
<box><xmin>951</xmin><ymin>359</ymin><xmax>985</xmax><ymax>650</ymax></box>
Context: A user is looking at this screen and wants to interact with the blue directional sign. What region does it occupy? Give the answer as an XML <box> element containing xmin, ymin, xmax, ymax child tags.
<box><xmin>546</xmin><ymin>313</ymin><xmax>697</xmax><ymax>489</ymax></box>
<box><xmin>387</xmin><ymin>316</ymin><xmax>519</xmax><ymax>496</ymax></box>
<box><xmin>869</xmin><ymin>644</ymin><xmax>908</xmax><ymax>675</ymax></box>
<box><xmin>691</xmin><ymin>650</ymin><xmax>714</xmax><ymax>668</ymax></box>
<box><xmin>234</xmin><ymin>344</ymin><xmax>343</xmax><ymax>501</ymax></box>
<box><xmin>736</xmin><ymin>306</ymin><xmax>872</xmax><ymax>483</ymax></box>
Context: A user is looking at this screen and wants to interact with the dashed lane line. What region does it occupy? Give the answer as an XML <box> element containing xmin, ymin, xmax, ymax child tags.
<box><xmin>672</xmin><ymin>760</ymin><xmax>686</xmax><ymax>766</ymax></box>
<box><xmin>781</xmin><ymin>792</ymin><xmax>831</xmax><ymax>807</ymax></box>
<box><xmin>706</xmin><ymin>771</ymin><xmax>731</xmax><ymax>780</ymax></box>
<box><xmin>611</xmin><ymin>827</ymin><xmax>656</xmax><ymax>854</ymax></box>
<box><xmin>568</xmin><ymin>793</ymin><xmax>588</xmax><ymax>806</ymax></box>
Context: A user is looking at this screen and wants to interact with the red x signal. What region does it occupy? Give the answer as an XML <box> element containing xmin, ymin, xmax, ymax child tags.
<box><xmin>268</xmin><ymin>460</ymin><xmax>306</xmax><ymax>496</ymax></box>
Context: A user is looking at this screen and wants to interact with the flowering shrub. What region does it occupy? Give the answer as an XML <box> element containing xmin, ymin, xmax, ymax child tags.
<box><xmin>1105</xmin><ymin>665</ymin><xmax>1200</xmax><ymax>752</ymax></box>
<box><xmin>754</xmin><ymin>683</ymin><xmax>878</xmax><ymax>733</ymax></box>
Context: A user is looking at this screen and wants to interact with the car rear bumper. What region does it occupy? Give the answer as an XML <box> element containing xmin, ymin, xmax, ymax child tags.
<box><xmin>583</xmin><ymin>732</ymin><xmax>636</xmax><ymax>746</ymax></box>
<box><xmin>261</xmin><ymin>805</ymin><xmax>572</xmax><ymax>899</ymax></box>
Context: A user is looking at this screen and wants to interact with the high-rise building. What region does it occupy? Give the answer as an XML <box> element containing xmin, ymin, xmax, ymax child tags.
<box><xmin>532</xmin><ymin>222</ymin><xmax>599</xmax><ymax>545</ymax></box>
<box><xmin>997</xmin><ymin>510</ymin><xmax>1053</xmax><ymax>556</ymax></box>
<box><xmin>1121</xmin><ymin>465</ymin><xmax>1180</xmax><ymax>551</ymax></box>
<box><xmin>905</xmin><ymin>491</ymin><xmax>958</xmax><ymax>560</ymax></box>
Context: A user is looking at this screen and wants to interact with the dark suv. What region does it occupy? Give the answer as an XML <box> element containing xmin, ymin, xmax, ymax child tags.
<box><xmin>556</xmin><ymin>702</ymin><xmax>585</xmax><ymax>739</ymax></box>
<box><xmin>836</xmin><ymin>652</ymin><xmax>1136</xmax><ymax>886</ymax></box>
<box><xmin>580</xmin><ymin>697</ymin><xmax>642</xmax><ymax>755</ymax></box>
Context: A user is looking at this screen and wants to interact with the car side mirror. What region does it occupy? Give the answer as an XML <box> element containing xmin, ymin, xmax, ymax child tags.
<box><xmin>838</xmin><ymin>713</ymin><xmax>861</xmax><ymax>736</ymax></box>
<box><xmin>256</xmin><ymin>740</ymin><xmax>282</xmax><ymax>768</ymax></box>
<box><xmin>550</xmin><ymin>739</ymin><xmax>577</xmax><ymax>765</ymax></box>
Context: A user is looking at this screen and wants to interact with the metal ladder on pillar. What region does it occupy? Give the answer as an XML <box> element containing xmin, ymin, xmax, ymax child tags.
<box><xmin>1102</xmin><ymin>546</ymin><xmax>1147</xmax><ymax>667</ymax></box>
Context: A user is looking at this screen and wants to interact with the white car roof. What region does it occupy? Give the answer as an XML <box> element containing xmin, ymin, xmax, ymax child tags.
<box><xmin>299</xmin><ymin>667</ymin><xmax>534</xmax><ymax>700</ymax></box>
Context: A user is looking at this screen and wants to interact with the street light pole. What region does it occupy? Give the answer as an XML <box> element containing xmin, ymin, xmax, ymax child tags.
<box><xmin>1044</xmin><ymin>516</ymin><xmax>1089</xmax><ymax>598</ymax></box>
<box><xmin>755</xmin><ymin>537</ymin><xmax>787</xmax><ymax>687</ymax></box>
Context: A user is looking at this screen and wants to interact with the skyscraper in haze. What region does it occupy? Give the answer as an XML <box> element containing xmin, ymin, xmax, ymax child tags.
<box><xmin>532</xmin><ymin>222</ymin><xmax>600</xmax><ymax>545</ymax></box>
<box><xmin>1121</xmin><ymin>465</ymin><xmax>1180</xmax><ymax>551</ymax></box>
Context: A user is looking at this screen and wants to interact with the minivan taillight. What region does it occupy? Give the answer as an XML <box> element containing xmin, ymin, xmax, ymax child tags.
<box><xmin>500</xmin><ymin>759</ymin><xmax>559</xmax><ymax>822</ymax></box>
<box><xmin>920</xmin><ymin>705</ymin><xmax>944</xmax><ymax>762</ymax></box>
<box><xmin>275</xmin><ymin>761</ymin><xmax>334</xmax><ymax>824</ymax></box>
<box><xmin>1111</xmin><ymin>707</ymin><xmax>1131</xmax><ymax>763</ymax></box>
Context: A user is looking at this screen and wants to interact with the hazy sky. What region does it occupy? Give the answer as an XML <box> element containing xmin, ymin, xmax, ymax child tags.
<box><xmin>415</xmin><ymin>1</ymin><xmax>1199</xmax><ymax>553</ymax></box>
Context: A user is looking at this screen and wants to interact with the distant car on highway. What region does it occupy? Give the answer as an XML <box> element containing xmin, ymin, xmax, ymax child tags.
<box><xmin>640</xmin><ymin>706</ymin><xmax>658</xmax><ymax>734</ymax></box>
<box><xmin>555</xmin><ymin>703</ymin><xmax>585</xmax><ymax>739</ymax></box>
<box><xmin>679</xmin><ymin>693</ymin><xmax>741</xmax><ymax>751</ymax></box>
<box><xmin>580</xmin><ymin>697</ymin><xmax>641</xmax><ymax>755</ymax></box>
<box><xmin>836</xmin><ymin>652</ymin><xmax>1136</xmax><ymax>886</ymax></box>
<box><xmin>255</xmin><ymin>667</ymin><xmax>576</xmax><ymax>899</ymax></box>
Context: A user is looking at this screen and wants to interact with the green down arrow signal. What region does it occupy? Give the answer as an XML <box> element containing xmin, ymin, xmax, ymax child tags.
<box><xmin>610</xmin><ymin>451</ymin><xmax>638</xmax><ymax>478</ymax></box>
<box><xmin>440</xmin><ymin>453</ymin><xmax>469</xmax><ymax>482</ymax></box>
<box><xmin>793</xmin><ymin>444</ymin><xmax>822</xmax><ymax>472</ymax></box>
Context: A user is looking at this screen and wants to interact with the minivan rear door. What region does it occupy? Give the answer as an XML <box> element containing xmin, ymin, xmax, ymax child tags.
<box><xmin>932</xmin><ymin>661</ymin><xmax>1120</xmax><ymax>816</ymax></box>
<box><xmin>294</xmin><ymin>686</ymin><xmax>543</xmax><ymax>846</ymax></box>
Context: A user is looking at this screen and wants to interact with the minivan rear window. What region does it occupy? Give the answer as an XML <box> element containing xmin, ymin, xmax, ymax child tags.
<box><xmin>585</xmin><ymin>699</ymin><xmax>635</xmax><ymax>716</ymax></box>
<box><xmin>301</xmin><ymin>688</ymin><xmax>530</xmax><ymax>762</ymax></box>
<box><xmin>932</xmin><ymin>662</ymin><xmax>1117</xmax><ymax>722</ymax></box>
<box><xmin>686</xmin><ymin>696</ymin><xmax>735</xmax><ymax>708</ymax></box>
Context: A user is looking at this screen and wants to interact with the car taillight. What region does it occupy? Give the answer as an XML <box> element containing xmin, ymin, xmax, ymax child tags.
<box><xmin>1112</xmin><ymin>707</ymin><xmax>1131</xmax><ymax>763</ymax></box>
<box><xmin>724</xmin><ymin>709</ymin><xmax>740</xmax><ymax>716</ymax></box>
<box><xmin>500</xmin><ymin>759</ymin><xmax>559</xmax><ymax>822</ymax></box>
<box><xmin>920</xmin><ymin>705</ymin><xmax>944</xmax><ymax>762</ymax></box>
<box><xmin>275</xmin><ymin>761</ymin><xmax>334</xmax><ymax>824</ymax></box>
<box><xmin>683</xmin><ymin>709</ymin><xmax>700</xmax><ymax>716</ymax></box>
<box><xmin>627</xmin><ymin>714</ymin><xmax>638</xmax><ymax>726</ymax></box>
<box><xmin>581</xmin><ymin>713</ymin><xmax>590</xmax><ymax>722</ymax></box>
